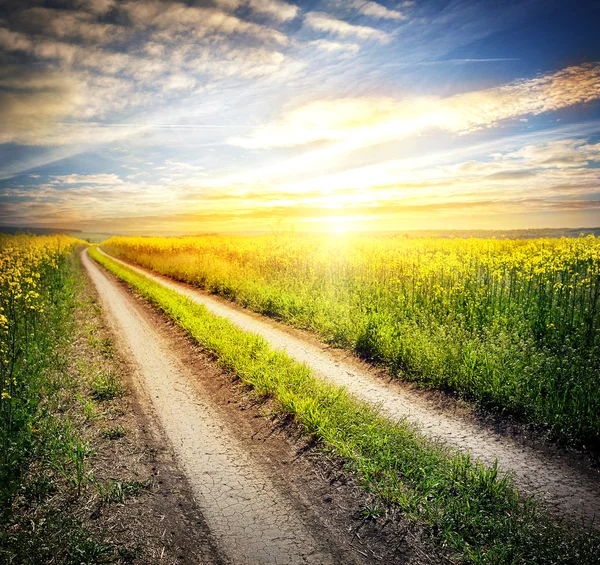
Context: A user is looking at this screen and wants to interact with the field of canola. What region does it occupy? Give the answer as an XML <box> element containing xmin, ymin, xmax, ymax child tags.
<box><xmin>0</xmin><ymin>234</ymin><xmax>83</xmax><ymax>491</ymax></box>
<box><xmin>102</xmin><ymin>234</ymin><xmax>600</xmax><ymax>445</ymax></box>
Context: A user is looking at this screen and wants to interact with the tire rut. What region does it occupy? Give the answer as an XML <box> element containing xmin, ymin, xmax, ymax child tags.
<box><xmin>97</xmin><ymin>248</ymin><xmax>600</xmax><ymax>525</ymax></box>
<box><xmin>83</xmin><ymin>250</ymin><xmax>343</xmax><ymax>564</ymax></box>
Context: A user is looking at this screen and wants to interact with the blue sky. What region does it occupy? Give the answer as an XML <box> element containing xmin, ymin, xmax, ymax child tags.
<box><xmin>0</xmin><ymin>0</ymin><xmax>599</xmax><ymax>234</ymax></box>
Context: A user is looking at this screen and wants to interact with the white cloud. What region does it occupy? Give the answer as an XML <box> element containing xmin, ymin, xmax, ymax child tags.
<box><xmin>350</xmin><ymin>1</ymin><xmax>407</xmax><ymax>20</ymax></box>
<box><xmin>443</xmin><ymin>63</ymin><xmax>600</xmax><ymax>133</ymax></box>
<box><xmin>247</xmin><ymin>0</ymin><xmax>299</xmax><ymax>22</ymax></box>
<box><xmin>161</xmin><ymin>73</ymin><xmax>197</xmax><ymax>91</ymax></box>
<box><xmin>231</xmin><ymin>63</ymin><xmax>600</xmax><ymax>149</ymax></box>
<box><xmin>499</xmin><ymin>139</ymin><xmax>600</xmax><ymax>169</ymax></box>
<box><xmin>304</xmin><ymin>12</ymin><xmax>390</xmax><ymax>43</ymax></box>
<box><xmin>309</xmin><ymin>39</ymin><xmax>360</xmax><ymax>54</ymax></box>
<box><xmin>185</xmin><ymin>44</ymin><xmax>302</xmax><ymax>79</ymax></box>
<box><xmin>51</xmin><ymin>173</ymin><xmax>125</xmax><ymax>185</ymax></box>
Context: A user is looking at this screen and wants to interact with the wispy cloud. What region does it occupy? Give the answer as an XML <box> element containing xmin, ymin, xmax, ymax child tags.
<box><xmin>0</xmin><ymin>0</ymin><xmax>302</xmax><ymax>147</ymax></box>
<box><xmin>231</xmin><ymin>63</ymin><xmax>600</xmax><ymax>149</ymax></box>
<box><xmin>51</xmin><ymin>173</ymin><xmax>125</xmax><ymax>185</ymax></box>
<box><xmin>123</xmin><ymin>0</ymin><xmax>289</xmax><ymax>45</ymax></box>
<box><xmin>444</xmin><ymin>58</ymin><xmax>521</xmax><ymax>63</ymax></box>
<box><xmin>247</xmin><ymin>0</ymin><xmax>299</xmax><ymax>22</ymax></box>
<box><xmin>308</xmin><ymin>39</ymin><xmax>361</xmax><ymax>54</ymax></box>
<box><xmin>304</xmin><ymin>12</ymin><xmax>390</xmax><ymax>43</ymax></box>
<box><xmin>0</xmin><ymin>68</ymin><xmax>78</xmax><ymax>145</ymax></box>
<box><xmin>349</xmin><ymin>0</ymin><xmax>408</xmax><ymax>21</ymax></box>
<box><xmin>213</xmin><ymin>0</ymin><xmax>299</xmax><ymax>21</ymax></box>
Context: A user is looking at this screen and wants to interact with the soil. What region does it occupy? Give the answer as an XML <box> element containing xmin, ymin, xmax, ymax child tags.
<box><xmin>83</xmin><ymin>249</ymin><xmax>449</xmax><ymax>564</ymax></box>
<box><xmin>97</xmin><ymin>248</ymin><xmax>600</xmax><ymax>525</ymax></box>
<box><xmin>77</xmin><ymin>253</ymin><xmax>225</xmax><ymax>564</ymax></box>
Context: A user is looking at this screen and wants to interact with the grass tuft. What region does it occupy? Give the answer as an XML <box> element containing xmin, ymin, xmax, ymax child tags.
<box><xmin>90</xmin><ymin>370</ymin><xmax>123</xmax><ymax>401</ymax></box>
<box><xmin>100</xmin><ymin>425</ymin><xmax>126</xmax><ymax>440</ymax></box>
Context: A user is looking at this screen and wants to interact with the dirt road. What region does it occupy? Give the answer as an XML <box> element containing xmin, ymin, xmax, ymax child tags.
<box><xmin>96</xmin><ymin>248</ymin><xmax>600</xmax><ymax>524</ymax></box>
<box><xmin>84</xmin><ymin>249</ymin><xmax>387</xmax><ymax>565</ymax></box>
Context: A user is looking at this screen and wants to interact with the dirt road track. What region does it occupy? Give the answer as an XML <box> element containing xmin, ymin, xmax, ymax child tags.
<box><xmin>96</xmin><ymin>248</ymin><xmax>600</xmax><ymax>525</ymax></box>
<box><xmin>83</xmin><ymin>249</ymin><xmax>369</xmax><ymax>565</ymax></box>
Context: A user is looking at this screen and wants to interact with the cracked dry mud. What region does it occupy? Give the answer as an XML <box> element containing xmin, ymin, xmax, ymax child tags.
<box><xmin>97</xmin><ymin>248</ymin><xmax>600</xmax><ymax>525</ymax></box>
<box><xmin>83</xmin><ymin>250</ymin><xmax>345</xmax><ymax>565</ymax></box>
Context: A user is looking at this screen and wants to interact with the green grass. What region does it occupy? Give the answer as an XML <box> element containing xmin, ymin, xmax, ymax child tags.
<box><xmin>0</xmin><ymin>240</ymin><xmax>123</xmax><ymax>563</ymax></box>
<box><xmin>91</xmin><ymin>477</ymin><xmax>149</xmax><ymax>504</ymax></box>
<box><xmin>90</xmin><ymin>245</ymin><xmax>600</xmax><ymax>565</ymax></box>
<box><xmin>2</xmin><ymin>509</ymin><xmax>117</xmax><ymax>565</ymax></box>
<box><xmin>1</xmin><ymin>237</ymin><xmax>81</xmax><ymax>499</ymax></box>
<box><xmin>101</xmin><ymin>426</ymin><xmax>126</xmax><ymax>440</ymax></box>
<box><xmin>90</xmin><ymin>369</ymin><xmax>123</xmax><ymax>401</ymax></box>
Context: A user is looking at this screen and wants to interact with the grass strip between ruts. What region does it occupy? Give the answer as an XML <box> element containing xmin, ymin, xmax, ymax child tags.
<box><xmin>88</xmin><ymin>247</ymin><xmax>600</xmax><ymax>565</ymax></box>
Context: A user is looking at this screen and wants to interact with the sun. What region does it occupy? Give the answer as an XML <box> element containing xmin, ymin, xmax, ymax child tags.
<box><xmin>328</xmin><ymin>217</ymin><xmax>349</xmax><ymax>235</ymax></box>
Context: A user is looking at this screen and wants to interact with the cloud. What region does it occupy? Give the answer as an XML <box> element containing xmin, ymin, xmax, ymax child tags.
<box><xmin>350</xmin><ymin>0</ymin><xmax>407</xmax><ymax>20</ymax></box>
<box><xmin>123</xmin><ymin>0</ymin><xmax>289</xmax><ymax>45</ymax></box>
<box><xmin>0</xmin><ymin>0</ymin><xmax>301</xmax><ymax>147</ymax></box>
<box><xmin>444</xmin><ymin>63</ymin><xmax>600</xmax><ymax>133</ymax></box>
<box><xmin>160</xmin><ymin>73</ymin><xmax>197</xmax><ymax>91</ymax></box>
<box><xmin>230</xmin><ymin>97</ymin><xmax>400</xmax><ymax>147</ymax></box>
<box><xmin>298</xmin><ymin>137</ymin><xmax>600</xmax><ymax>203</ymax></box>
<box><xmin>231</xmin><ymin>63</ymin><xmax>600</xmax><ymax>149</ymax></box>
<box><xmin>11</xmin><ymin>7</ymin><xmax>127</xmax><ymax>44</ymax></box>
<box><xmin>51</xmin><ymin>174</ymin><xmax>125</xmax><ymax>185</ymax></box>
<box><xmin>247</xmin><ymin>0</ymin><xmax>299</xmax><ymax>22</ymax></box>
<box><xmin>0</xmin><ymin>68</ymin><xmax>79</xmax><ymax>145</ymax></box>
<box><xmin>75</xmin><ymin>0</ymin><xmax>117</xmax><ymax>15</ymax></box>
<box><xmin>213</xmin><ymin>0</ymin><xmax>298</xmax><ymax>21</ymax></box>
<box><xmin>5</xmin><ymin>136</ymin><xmax>599</xmax><ymax>232</ymax></box>
<box><xmin>170</xmin><ymin>132</ymin><xmax>598</xmax><ymax>233</ymax></box>
<box><xmin>186</xmin><ymin>45</ymin><xmax>299</xmax><ymax>79</ymax></box>
<box><xmin>0</xmin><ymin>28</ymin><xmax>164</xmax><ymax>79</ymax></box>
<box><xmin>304</xmin><ymin>12</ymin><xmax>390</xmax><ymax>43</ymax></box>
<box><xmin>308</xmin><ymin>39</ymin><xmax>360</xmax><ymax>54</ymax></box>
<box><xmin>497</xmin><ymin>139</ymin><xmax>600</xmax><ymax>168</ymax></box>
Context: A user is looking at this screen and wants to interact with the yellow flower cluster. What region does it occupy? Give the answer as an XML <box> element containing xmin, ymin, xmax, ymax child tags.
<box><xmin>0</xmin><ymin>234</ymin><xmax>83</xmax><ymax>402</ymax></box>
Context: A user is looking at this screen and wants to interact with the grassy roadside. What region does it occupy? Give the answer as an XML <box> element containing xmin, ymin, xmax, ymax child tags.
<box><xmin>89</xmin><ymin>246</ymin><xmax>600</xmax><ymax>565</ymax></box>
<box><xmin>1</xmin><ymin>241</ymin><xmax>122</xmax><ymax>562</ymax></box>
<box><xmin>1</xmin><ymin>242</ymin><xmax>218</xmax><ymax>564</ymax></box>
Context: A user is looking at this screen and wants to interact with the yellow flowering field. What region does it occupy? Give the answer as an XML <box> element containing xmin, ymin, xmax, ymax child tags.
<box><xmin>1</xmin><ymin>234</ymin><xmax>83</xmax><ymax>486</ymax></box>
<box><xmin>103</xmin><ymin>233</ymin><xmax>600</xmax><ymax>444</ymax></box>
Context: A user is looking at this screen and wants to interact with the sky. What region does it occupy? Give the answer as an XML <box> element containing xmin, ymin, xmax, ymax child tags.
<box><xmin>0</xmin><ymin>0</ymin><xmax>599</xmax><ymax>235</ymax></box>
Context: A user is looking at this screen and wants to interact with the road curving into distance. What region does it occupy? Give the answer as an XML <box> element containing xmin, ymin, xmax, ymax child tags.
<box><xmin>82</xmin><ymin>248</ymin><xmax>368</xmax><ymax>565</ymax></box>
<box><xmin>95</xmin><ymin>247</ymin><xmax>600</xmax><ymax>525</ymax></box>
